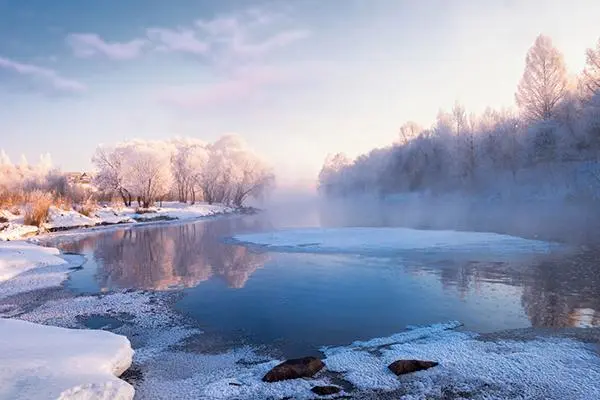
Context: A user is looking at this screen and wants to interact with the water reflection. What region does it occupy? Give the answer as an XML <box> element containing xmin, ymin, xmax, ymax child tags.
<box><xmin>405</xmin><ymin>253</ymin><xmax>600</xmax><ymax>329</ymax></box>
<box><xmin>521</xmin><ymin>250</ymin><xmax>600</xmax><ymax>328</ymax></box>
<box><xmin>51</xmin><ymin>211</ymin><xmax>600</xmax><ymax>347</ymax></box>
<box><xmin>58</xmin><ymin>217</ymin><xmax>270</xmax><ymax>291</ymax></box>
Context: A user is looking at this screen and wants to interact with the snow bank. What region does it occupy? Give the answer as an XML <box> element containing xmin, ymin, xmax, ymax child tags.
<box><xmin>321</xmin><ymin>324</ymin><xmax>600</xmax><ymax>399</ymax></box>
<box><xmin>0</xmin><ymin>318</ymin><xmax>134</xmax><ymax>400</ymax></box>
<box><xmin>1</xmin><ymin>202</ymin><xmax>236</xmax><ymax>240</ymax></box>
<box><xmin>43</xmin><ymin>207</ymin><xmax>97</xmax><ymax>231</ymax></box>
<box><xmin>0</xmin><ymin>223</ymin><xmax>38</xmax><ymax>241</ymax></box>
<box><xmin>129</xmin><ymin>202</ymin><xmax>235</xmax><ymax>222</ymax></box>
<box><xmin>233</xmin><ymin>227</ymin><xmax>556</xmax><ymax>256</ymax></box>
<box><xmin>0</xmin><ymin>241</ymin><xmax>65</xmax><ymax>282</ymax></box>
<box><xmin>93</xmin><ymin>209</ymin><xmax>134</xmax><ymax>225</ymax></box>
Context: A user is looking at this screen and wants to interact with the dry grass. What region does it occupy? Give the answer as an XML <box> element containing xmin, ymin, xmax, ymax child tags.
<box><xmin>23</xmin><ymin>191</ymin><xmax>53</xmax><ymax>227</ymax></box>
<box><xmin>0</xmin><ymin>189</ymin><xmax>26</xmax><ymax>210</ymax></box>
<box><xmin>77</xmin><ymin>198</ymin><xmax>98</xmax><ymax>217</ymax></box>
<box><xmin>54</xmin><ymin>195</ymin><xmax>72</xmax><ymax>211</ymax></box>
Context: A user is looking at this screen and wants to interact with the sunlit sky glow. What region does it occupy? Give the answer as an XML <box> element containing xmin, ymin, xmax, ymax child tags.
<box><xmin>0</xmin><ymin>0</ymin><xmax>598</xmax><ymax>188</ymax></box>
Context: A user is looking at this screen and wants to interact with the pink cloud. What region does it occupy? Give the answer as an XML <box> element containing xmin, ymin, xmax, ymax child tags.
<box><xmin>159</xmin><ymin>62</ymin><xmax>328</xmax><ymax>109</ymax></box>
<box><xmin>146</xmin><ymin>28</ymin><xmax>209</xmax><ymax>54</ymax></box>
<box><xmin>0</xmin><ymin>56</ymin><xmax>86</xmax><ymax>92</ymax></box>
<box><xmin>66</xmin><ymin>33</ymin><xmax>146</xmax><ymax>60</ymax></box>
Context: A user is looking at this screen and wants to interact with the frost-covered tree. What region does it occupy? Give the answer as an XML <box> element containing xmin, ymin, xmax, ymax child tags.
<box><xmin>516</xmin><ymin>35</ymin><xmax>568</xmax><ymax>121</ymax></box>
<box><xmin>93</xmin><ymin>135</ymin><xmax>273</xmax><ymax>208</ymax></box>
<box><xmin>581</xmin><ymin>37</ymin><xmax>600</xmax><ymax>99</ymax></box>
<box><xmin>122</xmin><ymin>140</ymin><xmax>174</xmax><ymax>208</ymax></box>
<box><xmin>170</xmin><ymin>138</ymin><xmax>209</xmax><ymax>203</ymax></box>
<box><xmin>92</xmin><ymin>145</ymin><xmax>133</xmax><ymax>206</ymax></box>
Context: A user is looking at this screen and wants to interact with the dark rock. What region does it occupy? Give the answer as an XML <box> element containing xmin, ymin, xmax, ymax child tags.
<box><xmin>311</xmin><ymin>385</ymin><xmax>341</xmax><ymax>396</ymax></box>
<box><xmin>388</xmin><ymin>359</ymin><xmax>438</xmax><ymax>375</ymax></box>
<box><xmin>262</xmin><ymin>356</ymin><xmax>325</xmax><ymax>382</ymax></box>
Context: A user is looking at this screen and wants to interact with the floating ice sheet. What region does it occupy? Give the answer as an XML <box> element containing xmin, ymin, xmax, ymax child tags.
<box><xmin>233</xmin><ymin>227</ymin><xmax>556</xmax><ymax>257</ymax></box>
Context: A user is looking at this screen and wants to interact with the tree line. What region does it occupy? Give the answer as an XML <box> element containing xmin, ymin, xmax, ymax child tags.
<box><xmin>319</xmin><ymin>35</ymin><xmax>600</xmax><ymax>200</ymax></box>
<box><xmin>93</xmin><ymin>134</ymin><xmax>274</xmax><ymax>208</ymax></box>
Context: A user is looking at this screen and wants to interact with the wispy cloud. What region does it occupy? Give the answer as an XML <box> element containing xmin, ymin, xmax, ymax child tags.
<box><xmin>66</xmin><ymin>7</ymin><xmax>309</xmax><ymax>62</ymax></box>
<box><xmin>146</xmin><ymin>27</ymin><xmax>208</xmax><ymax>54</ymax></box>
<box><xmin>66</xmin><ymin>33</ymin><xmax>147</xmax><ymax>60</ymax></box>
<box><xmin>195</xmin><ymin>10</ymin><xmax>310</xmax><ymax>62</ymax></box>
<box><xmin>232</xmin><ymin>29</ymin><xmax>310</xmax><ymax>57</ymax></box>
<box><xmin>0</xmin><ymin>56</ymin><xmax>86</xmax><ymax>92</ymax></box>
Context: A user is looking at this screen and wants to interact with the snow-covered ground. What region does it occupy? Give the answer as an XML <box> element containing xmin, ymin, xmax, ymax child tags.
<box><xmin>233</xmin><ymin>227</ymin><xmax>557</xmax><ymax>256</ymax></box>
<box><xmin>0</xmin><ymin>241</ymin><xmax>66</xmax><ymax>283</ymax></box>
<box><xmin>0</xmin><ymin>202</ymin><xmax>236</xmax><ymax>240</ymax></box>
<box><xmin>0</xmin><ymin>318</ymin><xmax>134</xmax><ymax>400</ymax></box>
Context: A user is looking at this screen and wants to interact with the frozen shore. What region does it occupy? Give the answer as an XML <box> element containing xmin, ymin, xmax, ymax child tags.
<box><xmin>0</xmin><ymin>201</ymin><xmax>239</xmax><ymax>241</ymax></box>
<box><xmin>0</xmin><ymin>318</ymin><xmax>134</xmax><ymax>400</ymax></box>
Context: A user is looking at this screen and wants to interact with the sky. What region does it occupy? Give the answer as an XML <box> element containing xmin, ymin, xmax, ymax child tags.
<box><xmin>0</xmin><ymin>0</ymin><xmax>599</xmax><ymax>189</ymax></box>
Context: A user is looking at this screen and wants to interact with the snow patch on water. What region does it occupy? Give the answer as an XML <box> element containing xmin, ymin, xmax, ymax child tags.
<box><xmin>18</xmin><ymin>291</ymin><xmax>178</xmax><ymax>329</ymax></box>
<box><xmin>233</xmin><ymin>227</ymin><xmax>557</xmax><ymax>257</ymax></box>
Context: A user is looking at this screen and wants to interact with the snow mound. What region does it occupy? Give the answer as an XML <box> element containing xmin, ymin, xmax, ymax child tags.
<box><xmin>0</xmin><ymin>241</ymin><xmax>66</xmax><ymax>282</ymax></box>
<box><xmin>131</xmin><ymin>202</ymin><xmax>235</xmax><ymax>221</ymax></box>
<box><xmin>321</xmin><ymin>324</ymin><xmax>600</xmax><ymax>399</ymax></box>
<box><xmin>43</xmin><ymin>207</ymin><xmax>97</xmax><ymax>231</ymax></box>
<box><xmin>93</xmin><ymin>209</ymin><xmax>134</xmax><ymax>225</ymax></box>
<box><xmin>0</xmin><ymin>318</ymin><xmax>134</xmax><ymax>400</ymax></box>
<box><xmin>233</xmin><ymin>227</ymin><xmax>555</xmax><ymax>256</ymax></box>
<box><xmin>0</xmin><ymin>223</ymin><xmax>39</xmax><ymax>241</ymax></box>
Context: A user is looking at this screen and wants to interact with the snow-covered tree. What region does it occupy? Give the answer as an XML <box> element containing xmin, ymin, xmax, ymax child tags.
<box><xmin>581</xmin><ymin>38</ymin><xmax>600</xmax><ymax>99</ymax></box>
<box><xmin>122</xmin><ymin>140</ymin><xmax>174</xmax><ymax>208</ymax></box>
<box><xmin>93</xmin><ymin>136</ymin><xmax>273</xmax><ymax>207</ymax></box>
<box><xmin>516</xmin><ymin>35</ymin><xmax>568</xmax><ymax>121</ymax></box>
<box><xmin>170</xmin><ymin>138</ymin><xmax>209</xmax><ymax>203</ymax></box>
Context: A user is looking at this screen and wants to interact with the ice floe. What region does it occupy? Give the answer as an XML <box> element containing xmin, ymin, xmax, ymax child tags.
<box><xmin>233</xmin><ymin>227</ymin><xmax>557</xmax><ymax>257</ymax></box>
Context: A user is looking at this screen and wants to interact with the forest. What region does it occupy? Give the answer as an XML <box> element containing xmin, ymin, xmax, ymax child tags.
<box><xmin>318</xmin><ymin>35</ymin><xmax>600</xmax><ymax>202</ymax></box>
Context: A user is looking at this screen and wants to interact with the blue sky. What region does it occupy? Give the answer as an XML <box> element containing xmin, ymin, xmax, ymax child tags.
<box><xmin>1</xmin><ymin>0</ymin><xmax>598</xmax><ymax>187</ymax></box>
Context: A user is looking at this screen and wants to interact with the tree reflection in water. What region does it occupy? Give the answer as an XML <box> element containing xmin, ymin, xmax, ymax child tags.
<box><xmin>60</xmin><ymin>217</ymin><xmax>269</xmax><ymax>291</ymax></box>
<box><xmin>405</xmin><ymin>251</ymin><xmax>600</xmax><ymax>329</ymax></box>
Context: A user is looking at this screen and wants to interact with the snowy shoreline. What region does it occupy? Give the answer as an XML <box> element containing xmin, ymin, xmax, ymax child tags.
<box><xmin>1</xmin><ymin>201</ymin><xmax>250</xmax><ymax>242</ymax></box>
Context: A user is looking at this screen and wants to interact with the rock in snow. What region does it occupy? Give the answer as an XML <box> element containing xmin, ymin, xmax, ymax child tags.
<box><xmin>387</xmin><ymin>359</ymin><xmax>438</xmax><ymax>375</ymax></box>
<box><xmin>262</xmin><ymin>357</ymin><xmax>325</xmax><ymax>382</ymax></box>
<box><xmin>0</xmin><ymin>318</ymin><xmax>134</xmax><ymax>400</ymax></box>
<box><xmin>310</xmin><ymin>385</ymin><xmax>341</xmax><ymax>395</ymax></box>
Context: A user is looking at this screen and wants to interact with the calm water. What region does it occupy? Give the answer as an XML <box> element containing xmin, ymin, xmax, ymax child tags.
<box><xmin>47</xmin><ymin>207</ymin><xmax>600</xmax><ymax>357</ymax></box>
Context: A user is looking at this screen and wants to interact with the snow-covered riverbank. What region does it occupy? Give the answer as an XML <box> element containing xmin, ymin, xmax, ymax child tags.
<box><xmin>0</xmin><ymin>202</ymin><xmax>238</xmax><ymax>241</ymax></box>
<box><xmin>0</xmin><ymin>319</ymin><xmax>134</xmax><ymax>400</ymax></box>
